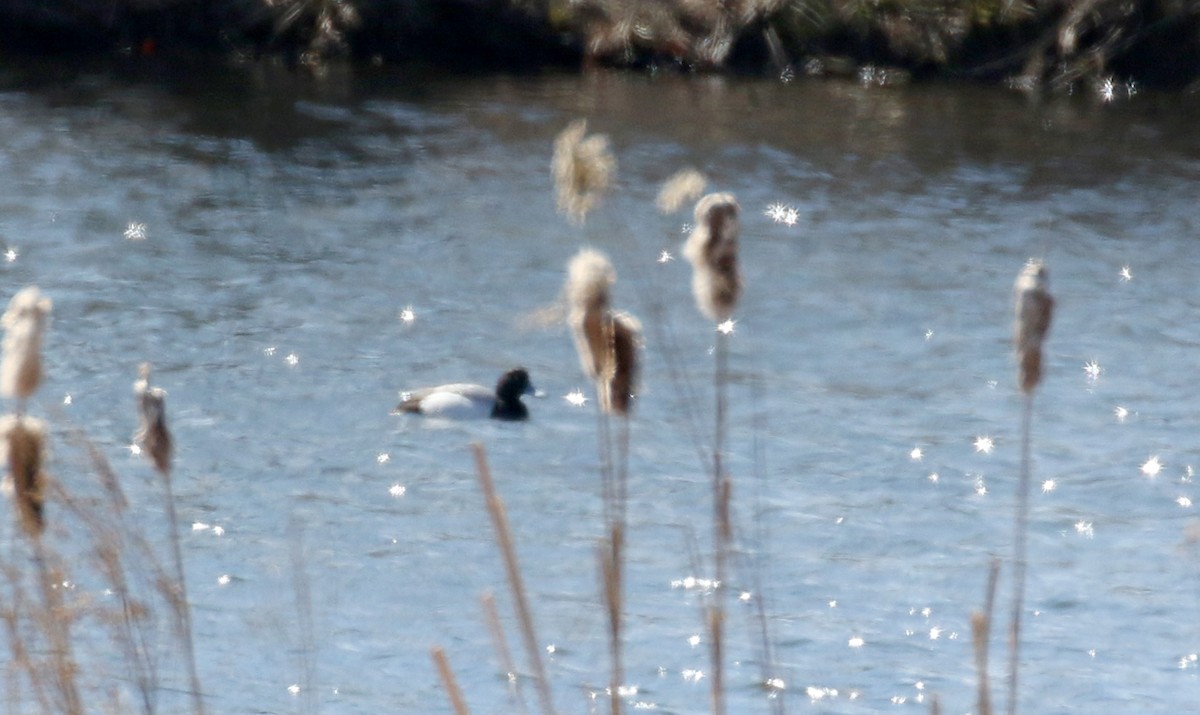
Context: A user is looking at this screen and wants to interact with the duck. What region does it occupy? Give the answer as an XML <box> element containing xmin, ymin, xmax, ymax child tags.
<box><xmin>393</xmin><ymin>367</ymin><xmax>535</xmax><ymax>421</ymax></box>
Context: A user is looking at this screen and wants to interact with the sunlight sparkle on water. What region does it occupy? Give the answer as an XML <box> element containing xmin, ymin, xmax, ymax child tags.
<box><xmin>974</xmin><ymin>436</ymin><xmax>994</xmax><ymax>454</ymax></box>
<box><xmin>287</xmin><ymin>684</ymin><xmax>300</xmax><ymax>696</ymax></box>
<box><xmin>1180</xmin><ymin>654</ymin><xmax>1198</xmax><ymax>669</ymax></box>
<box><xmin>1142</xmin><ymin>456</ymin><xmax>1163</xmax><ymax>477</ymax></box>
<box><xmin>1177</xmin><ymin>496</ymin><xmax>1192</xmax><ymax>508</ymax></box>
<box><xmin>564</xmin><ymin>390</ymin><xmax>588</xmax><ymax>407</ymax></box>
<box><xmin>129</xmin><ymin>443</ymin><xmax>142</xmax><ymax>456</ymax></box>
<box><xmin>285</xmin><ymin>353</ymin><xmax>299</xmax><ymax>366</ymax></box>
<box><xmin>1119</xmin><ymin>265</ymin><xmax>1133</xmax><ymax>282</ymax></box>
<box><xmin>848</xmin><ymin>636</ymin><xmax>865</xmax><ymax>648</ymax></box>
<box><xmin>389</xmin><ymin>484</ymin><xmax>406</xmax><ymax>497</ymax></box>
<box><xmin>1084</xmin><ymin>361</ymin><xmax>1102</xmax><ymax>380</ymax></box>
<box><xmin>924</xmin><ymin>328</ymin><xmax>934</xmax><ymax>340</ymax></box>
<box><xmin>681</xmin><ymin>669</ymin><xmax>704</xmax><ymax>683</ymax></box>
<box><xmin>764</xmin><ymin>203</ymin><xmax>799</xmax><ymax>226</ymax></box>
<box><xmin>1075</xmin><ymin>521</ymin><xmax>1095</xmax><ymax>538</ymax></box>
<box><xmin>398</xmin><ymin>306</ymin><xmax>415</xmax><ymax>324</ymax></box>
<box><xmin>716</xmin><ymin>319</ymin><xmax>736</xmax><ymax>335</ymax></box>
<box><xmin>217</xmin><ymin>574</ymin><xmax>231</xmax><ymax>585</ymax></box>
<box><xmin>657</xmin><ymin>250</ymin><xmax>673</xmax><ymax>263</ymax></box>
<box><xmin>1114</xmin><ymin>406</ymin><xmax>1129</xmax><ymax>422</ymax></box>
<box><xmin>123</xmin><ymin>222</ymin><xmax>148</xmax><ymax>241</ymax></box>
<box><xmin>688</xmin><ymin>634</ymin><xmax>701</xmax><ymax>647</ymax></box>
<box><xmin>4</xmin><ymin>248</ymin><xmax>16</xmax><ymax>262</ymax></box>
<box><xmin>63</xmin><ymin>394</ymin><xmax>72</xmax><ymax>405</ymax></box>
<box><xmin>910</xmin><ymin>447</ymin><xmax>923</xmax><ymax>461</ymax></box>
<box><xmin>928</xmin><ymin>473</ymin><xmax>939</xmax><ymax>484</ymax></box>
<box><xmin>805</xmin><ymin>686</ymin><xmax>836</xmax><ymax>701</ymax></box>
<box><xmin>1042</xmin><ymin>479</ymin><xmax>1056</xmax><ymax>493</ymax></box>
<box><xmin>263</xmin><ymin>346</ymin><xmax>276</xmax><ymax>357</ymax></box>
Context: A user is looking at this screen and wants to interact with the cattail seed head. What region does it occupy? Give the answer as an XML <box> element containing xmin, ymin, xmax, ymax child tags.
<box><xmin>552</xmin><ymin>120</ymin><xmax>616</xmax><ymax>225</ymax></box>
<box><xmin>134</xmin><ymin>363</ymin><xmax>173</xmax><ymax>476</ymax></box>
<box><xmin>656</xmin><ymin>168</ymin><xmax>707</xmax><ymax>214</ymax></box>
<box><xmin>605</xmin><ymin>311</ymin><xmax>642</xmax><ymax>416</ymax></box>
<box><xmin>564</xmin><ymin>249</ymin><xmax>641</xmax><ymax>416</ymax></box>
<box><xmin>684</xmin><ymin>192</ymin><xmax>741</xmax><ymax>322</ymax></box>
<box><xmin>1013</xmin><ymin>260</ymin><xmax>1054</xmax><ymax>394</ymax></box>
<box><xmin>1</xmin><ymin>286</ymin><xmax>52</xmax><ymax>401</ymax></box>
<box><xmin>566</xmin><ymin>248</ymin><xmax>616</xmax><ymax>380</ymax></box>
<box><xmin>2</xmin><ymin>414</ymin><xmax>47</xmax><ymax>537</ymax></box>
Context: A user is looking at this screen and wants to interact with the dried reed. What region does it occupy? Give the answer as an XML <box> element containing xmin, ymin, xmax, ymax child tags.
<box><xmin>564</xmin><ymin>247</ymin><xmax>643</xmax><ymax>715</ymax></box>
<box><xmin>683</xmin><ymin>191</ymin><xmax>742</xmax><ymax>715</ymax></box>
<box><xmin>133</xmin><ymin>363</ymin><xmax>206</xmax><ymax>715</ymax></box>
<box><xmin>0</xmin><ymin>286</ymin><xmax>52</xmax><ymax>411</ymax></box>
<box><xmin>1008</xmin><ymin>260</ymin><xmax>1053</xmax><ymax>715</ymax></box>
<box><xmin>431</xmin><ymin>646</ymin><xmax>473</xmax><ymax>715</ymax></box>
<box><xmin>472</xmin><ymin>443</ymin><xmax>558</xmax><ymax>715</ymax></box>
<box><xmin>552</xmin><ymin>120</ymin><xmax>616</xmax><ymax>226</ymax></box>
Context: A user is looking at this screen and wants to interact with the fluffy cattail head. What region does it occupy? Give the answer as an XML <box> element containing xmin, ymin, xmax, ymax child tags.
<box><xmin>2</xmin><ymin>414</ymin><xmax>47</xmax><ymax>537</ymax></box>
<box><xmin>604</xmin><ymin>311</ymin><xmax>642</xmax><ymax>416</ymax></box>
<box><xmin>552</xmin><ymin>120</ymin><xmax>616</xmax><ymax>225</ymax></box>
<box><xmin>563</xmin><ymin>249</ymin><xmax>642</xmax><ymax>416</ymax></box>
<box><xmin>1</xmin><ymin>286</ymin><xmax>52</xmax><ymax>401</ymax></box>
<box><xmin>566</xmin><ymin>248</ymin><xmax>616</xmax><ymax>380</ymax></box>
<box><xmin>656</xmin><ymin>168</ymin><xmax>707</xmax><ymax>214</ymax></box>
<box><xmin>684</xmin><ymin>192</ymin><xmax>741</xmax><ymax>322</ymax></box>
<box><xmin>134</xmin><ymin>363</ymin><xmax>173</xmax><ymax>476</ymax></box>
<box><xmin>1013</xmin><ymin>260</ymin><xmax>1054</xmax><ymax>394</ymax></box>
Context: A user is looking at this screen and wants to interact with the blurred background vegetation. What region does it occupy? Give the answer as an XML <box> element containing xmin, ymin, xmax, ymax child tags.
<box><xmin>0</xmin><ymin>0</ymin><xmax>1197</xmax><ymax>90</ymax></box>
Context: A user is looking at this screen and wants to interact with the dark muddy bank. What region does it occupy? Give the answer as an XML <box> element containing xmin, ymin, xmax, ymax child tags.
<box><xmin>1</xmin><ymin>0</ymin><xmax>1198</xmax><ymax>91</ymax></box>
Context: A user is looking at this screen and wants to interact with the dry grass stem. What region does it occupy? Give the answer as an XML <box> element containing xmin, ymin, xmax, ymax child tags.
<box><xmin>1013</xmin><ymin>261</ymin><xmax>1054</xmax><ymax>394</ymax></box>
<box><xmin>684</xmin><ymin>193</ymin><xmax>741</xmax><ymax>322</ymax></box>
<box><xmin>2</xmin><ymin>415</ymin><xmax>47</xmax><ymax>537</ymax></box>
<box><xmin>552</xmin><ymin>120</ymin><xmax>616</xmax><ymax>225</ymax></box>
<box><xmin>1</xmin><ymin>285</ymin><xmax>52</xmax><ymax>405</ymax></box>
<box><xmin>431</xmin><ymin>647</ymin><xmax>472</xmax><ymax>715</ymax></box>
<box><xmin>656</xmin><ymin>168</ymin><xmax>707</xmax><ymax>214</ymax></box>
<box><xmin>472</xmin><ymin>443</ymin><xmax>558</xmax><ymax>715</ymax></box>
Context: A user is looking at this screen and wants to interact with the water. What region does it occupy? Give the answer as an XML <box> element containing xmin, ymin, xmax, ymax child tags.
<box><xmin>1</xmin><ymin>56</ymin><xmax>1200</xmax><ymax>713</ymax></box>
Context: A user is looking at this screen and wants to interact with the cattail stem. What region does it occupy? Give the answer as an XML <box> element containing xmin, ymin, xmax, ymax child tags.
<box><xmin>709</xmin><ymin>330</ymin><xmax>731</xmax><ymax>715</ymax></box>
<box><xmin>431</xmin><ymin>647</ymin><xmax>472</xmax><ymax>715</ymax></box>
<box><xmin>472</xmin><ymin>443</ymin><xmax>558</xmax><ymax>715</ymax></box>
<box><xmin>159</xmin><ymin>469</ymin><xmax>207</xmax><ymax>715</ymax></box>
<box><xmin>1007</xmin><ymin>395</ymin><xmax>1034</xmax><ymax>715</ymax></box>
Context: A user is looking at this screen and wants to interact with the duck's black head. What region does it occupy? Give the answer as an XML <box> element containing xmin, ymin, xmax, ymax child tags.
<box><xmin>492</xmin><ymin>368</ymin><xmax>534</xmax><ymax>420</ymax></box>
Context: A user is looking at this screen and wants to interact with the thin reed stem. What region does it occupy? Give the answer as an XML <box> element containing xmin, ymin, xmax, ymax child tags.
<box><xmin>159</xmin><ymin>470</ymin><xmax>206</xmax><ymax>715</ymax></box>
<box><xmin>709</xmin><ymin>331</ymin><xmax>731</xmax><ymax>715</ymax></box>
<box><xmin>481</xmin><ymin>591</ymin><xmax>529</xmax><ymax>715</ymax></box>
<box><xmin>1007</xmin><ymin>395</ymin><xmax>1034</xmax><ymax>715</ymax></box>
<box><xmin>472</xmin><ymin>443</ymin><xmax>558</xmax><ymax>715</ymax></box>
<box><xmin>431</xmin><ymin>647</ymin><xmax>472</xmax><ymax>715</ymax></box>
<box><xmin>974</xmin><ymin>558</ymin><xmax>1001</xmax><ymax>715</ymax></box>
<box><xmin>289</xmin><ymin>522</ymin><xmax>318</xmax><ymax>715</ymax></box>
